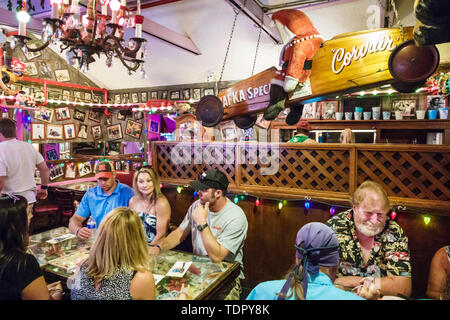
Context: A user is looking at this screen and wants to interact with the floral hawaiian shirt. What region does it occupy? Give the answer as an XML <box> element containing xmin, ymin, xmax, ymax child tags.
<box><xmin>326</xmin><ymin>209</ymin><xmax>411</xmax><ymax>278</ymax></box>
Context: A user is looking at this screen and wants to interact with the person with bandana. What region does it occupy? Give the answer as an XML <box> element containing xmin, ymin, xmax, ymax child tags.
<box><xmin>326</xmin><ymin>181</ymin><xmax>412</xmax><ymax>298</ymax></box>
<box><xmin>246</xmin><ymin>222</ymin><xmax>369</xmax><ymax>300</ymax></box>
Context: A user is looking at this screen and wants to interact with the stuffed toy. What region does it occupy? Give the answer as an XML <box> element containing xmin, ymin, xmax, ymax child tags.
<box><xmin>413</xmin><ymin>0</ymin><xmax>450</xmax><ymax>46</ymax></box>
<box><xmin>263</xmin><ymin>9</ymin><xmax>324</xmax><ymax>123</ymax></box>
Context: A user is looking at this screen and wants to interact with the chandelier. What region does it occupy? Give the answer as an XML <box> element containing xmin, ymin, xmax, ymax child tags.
<box><xmin>12</xmin><ymin>0</ymin><xmax>147</xmax><ymax>76</ymax></box>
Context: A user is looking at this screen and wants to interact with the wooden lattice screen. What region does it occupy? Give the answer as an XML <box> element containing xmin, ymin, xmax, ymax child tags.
<box><xmin>152</xmin><ymin>142</ymin><xmax>450</xmax><ymax>213</ymax></box>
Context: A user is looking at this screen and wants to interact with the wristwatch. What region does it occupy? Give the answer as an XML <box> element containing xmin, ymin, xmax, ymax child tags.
<box><xmin>197</xmin><ymin>223</ymin><xmax>208</xmax><ymax>232</ymax></box>
<box><xmin>41</xmin><ymin>185</ymin><xmax>48</xmax><ymax>190</ymax></box>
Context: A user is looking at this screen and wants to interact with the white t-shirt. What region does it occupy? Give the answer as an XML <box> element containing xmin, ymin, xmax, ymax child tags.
<box><xmin>0</xmin><ymin>139</ymin><xmax>44</xmax><ymax>203</ymax></box>
<box><xmin>179</xmin><ymin>198</ymin><xmax>248</xmax><ymax>279</ymax></box>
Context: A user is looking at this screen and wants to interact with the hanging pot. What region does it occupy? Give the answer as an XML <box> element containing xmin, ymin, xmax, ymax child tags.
<box><xmin>233</xmin><ymin>114</ymin><xmax>257</xmax><ymax>129</ymax></box>
<box><xmin>196</xmin><ymin>95</ymin><xmax>224</xmax><ymax>127</ymax></box>
<box><xmin>388</xmin><ymin>39</ymin><xmax>439</xmax><ymax>84</ymax></box>
<box><xmin>391</xmin><ymin>80</ymin><xmax>426</xmax><ymax>93</ymax></box>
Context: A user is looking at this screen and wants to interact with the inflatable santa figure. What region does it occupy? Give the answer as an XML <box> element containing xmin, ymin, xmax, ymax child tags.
<box><xmin>263</xmin><ymin>9</ymin><xmax>323</xmax><ymax>124</ymax></box>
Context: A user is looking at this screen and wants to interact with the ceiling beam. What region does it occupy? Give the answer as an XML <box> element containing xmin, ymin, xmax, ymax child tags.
<box><xmin>225</xmin><ymin>0</ymin><xmax>282</xmax><ymax>44</ymax></box>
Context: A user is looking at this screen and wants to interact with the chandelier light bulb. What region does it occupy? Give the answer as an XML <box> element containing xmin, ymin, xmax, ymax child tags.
<box><xmin>17</xmin><ymin>10</ymin><xmax>31</xmax><ymax>23</ymax></box>
<box><xmin>109</xmin><ymin>0</ymin><xmax>121</xmax><ymax>11</ymax></box>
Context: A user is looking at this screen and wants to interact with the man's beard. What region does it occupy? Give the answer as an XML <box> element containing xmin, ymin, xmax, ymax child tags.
<box><xmin>355</xmin><ymin>217</ymin><xmax>385</xmax><ymax>237</ymax></box>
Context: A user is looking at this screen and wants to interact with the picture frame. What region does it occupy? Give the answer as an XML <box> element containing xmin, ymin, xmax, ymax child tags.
<box><xmin>77</xmin><ymin>123</ymin><xmax>88</xmax><ymax>139</ymax></box>
<box><xmin>38</xmin><ymin>61</ymin><xmax>52</xmax><ymax>79</ymax></box>
<box><xmin>54</xmin><ymin>69</ymin><xmax>70</xmax><ymax>82</ymax></box>
<box><xmin>134</xmin><ymin>111</ymin><xmax>144</xmax><ymax>120</ymax></box>
<box><xmin>78</xmin><ymin>161</ymin><xmax>92</xmax><ymax>177</ymax></box>
<box><xmin>106</xmin><ymin>124</ymin><xmax>123</xmax><ymax>141</ymax></box>
<box><xmin>55</xmin><ymin>107</ymin><xmax>71</xmax><ymax>121</ymax></box>
<box><xmin>160</xmin><ymin>91</ymin><xmax>168</xmax><ymax>100</ymax></box>
<box><xmin>63</xmin><ymin>123</ymin><xmax>76</xmax><ymax>139</ymax></box>
<box><xmin>84</xmin><ymin>92</ymin><xmax>92</xmax><ymax>101</ymax></box>
<box><xmin>125</xmin><ymin>119</ymin><xmax>143</xmax><ymax>139</ymax></box>
<box><xmin>150</xmin><ymin>91</ymin><xmax>158</xmax><ymax>100</ymax></box>
<box><xmin>49</xmin><ymin>164</ymin><xmax>64</xmax><ymax>181</ymax></box>
<box><xmin>91</xmin><ymin>125</ymin><xmax>103</xmax><ymax>140</ymax></box>
<box><xmin>140</xmin><ymin>92</ymin><xmax>148</xmax><ymax>103</ymax></box>
<box><xmin>255</xmin><ymin>114</ymin><xmax>271</xmax><ymax>129</ymax></box>
<box><xmin>105</xmin><ymin>116</ymin><xmax>112</xmax><ymax>125</ymax></box>
<box><xmin>33</xmin><ymin>108</ymin><xmax>54</xmax><ymax>123</ymax></box>
<box><xmin>34</xmin><ymin>90</ymin><xmax>45</xmax><ymax>102</ymax></box>
<box><xmin>25</xmin><ymin>42</ymin><xmax>41</xmax><ymax>60</ymax></box>
<box><xmin>220</xmin><ymin>121</ymin><xmax>237</xmax><ymax>141</ymax></box>
<box><xmin>179</xmin><ymin>120</ymin><xmax>201</xmax><ymax>141</ymax></box>
<box><xmin>46</xmin><ymin>149</ymin><xmax>58</xmax><ymax>161</ymax></box>
<box><xmin>149</xmin><ymin>120</ymin><xmax>160</xmax><ymax>134</ymax></box>
<box><xmin>122</xmin><ymin>93</ymin><xmax>129</xmax><ymax>104</ymax></box>
<box><xmin>204</xmin><ymin>88</ymin><xmax>215</xmax><ymax>96</ymax></box>
<box><xmin>31</xmin><ymin>123</ymin><xmax>45</xmax><ymax>140</ymax></box>
<box><xmin>117</xmin><ymin>111</ymin><xmax>126</xmax><ymax>120</ymax></box>
<box><xmin>114</xmin><ymin>94</ymin><xmax>121</xmax><ymax>104</ymax></box>
<box><xmin>62</xmin><ymin>90</ymin><xmax>71</xmax><ymax>101</ymax></box>
<box><xmin>74</xmin><ymin>91</ymin><xmax>82</xmax><ymax>100</ymax></box>
<box><xmin>320</xmin><ymin>100</ymin><xmax>338</xmax><ymax>120</ymax></box>
<box><xmin>192</xmin><ymin>88</ymin><xmax>201</xmax><ymax>100</ymax></box>
<box><xmin>426</xmin><ymin>95</ymin><xmax>446</xmax><ymax>111</ymax></box>
<box><xmin>170</xmin><ymin>90</ymin><xmax>180</xmax><ymax>100</ymax></box>
<box><xmin>73</xmin><ymin>109</ymin><xmax>86</xmax><ymax>122</ymax></box>
<box><xmin>278</xmin><ymin>109</ymin><xmax>290</xmax><ymax>119</ymax></box>
<box><xmin>392</xmin><ymin>99</ymin><xmax>417</xmax><ymax>116</ymax></box>
<box><xmin>131</xmin><ymin>92</ymin><xmax>139</xmax><ymax>103</ymax></box>
<box><xmin>301</xmin><ymin>102</ymin><xmax>320</xmax><ymax>119</ymax></box>
<box><xmin>64</xmin><ymin>162</ymin><xmax>77</xmax><ymax>179</ymax></box>
<box><xmin>182</xmin><ymin>89</ymin><xmax>191</xmax><ymax>100</ymax></box>
<box><xmin>24</xmin><ymin>61</ymin><xmax>38</xmax><ymax>76</ymax></box>
<box><xmin>238</xmin><ymin>127</ymin><xmax>257</xmax><ymax>142</ymax></box>
<box><xmin>46</xmin><ymin>124</ymin><xmax>63</xmax><ymax>140</ymax></box>
<box><xmin>88</xmin><ymin>110</ymin><xmax>101</xmax><ymax>123</ymax></box>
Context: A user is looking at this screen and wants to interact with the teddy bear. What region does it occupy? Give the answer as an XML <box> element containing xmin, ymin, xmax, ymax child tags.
<box><xmin>263</xmin><ymin>9</ymin><xmax>324</xmax><ymax>125</ymax></box>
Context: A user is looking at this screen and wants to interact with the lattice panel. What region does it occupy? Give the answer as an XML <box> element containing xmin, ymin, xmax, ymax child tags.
<box><xmin>239</xmin><ymin>146</ymin><xmax>351</xmax><ymax>192</ymax></box>
<box><xmin>357</xmin><ymin>150</ymin><xmax>450</xmax><ymax>201</ymax></box>
<box><xmin>155</xmin><ymin>143</ymin><xmax>236</xmax><ymax>185</ymax></box>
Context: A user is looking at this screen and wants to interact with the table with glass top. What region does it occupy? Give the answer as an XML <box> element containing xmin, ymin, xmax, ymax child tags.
<box><xmin>28</xmin><ymin>227</ymin><xmax>240</xmax><ymax>300</ymax></box>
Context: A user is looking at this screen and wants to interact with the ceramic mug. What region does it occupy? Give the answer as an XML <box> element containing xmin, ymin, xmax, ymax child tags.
<box><xmin>395</xmin><ymin>111</ymin><xmax>403</xmax><ymax>120</ymax></box>
<box><xmin>363</xmin><ymin>112</ymin><xmax>372</xmax><ymax>120</ymax></box>
<box><xmin>428</xmin><ymin>109</ymin><xmax>438</xmax><ymax>119</ymax></box>
<box><xmin>344</xmin><ymin>112</ymin><xmax>353</xmax><ymax>120</ymax></box>
<box><xmin>354</xmin><ymin>112</ymin><xmax>363</xmax><ymax>120</ymax></box>
<box><xmin>382</xmin><ymin>111</ymin><xmax>391</xmax><ymax>120</ymax></box>
<box><xmin>416</xmin><ymin>110</ymin><xmax>426</xmax><ymax>120</ymax></box>
<box><xmin>439</xmin><ymin>108</ymin><xmax>448</xmax><ymax>119</ymax></box>
<box><xmin>336</xmin><ymin>112</ymin><xmax>344</xmax><ymax>120</ymax></box>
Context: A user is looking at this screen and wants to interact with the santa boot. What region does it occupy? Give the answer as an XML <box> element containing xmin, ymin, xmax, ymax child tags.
<box><xmin>263</xmin><ymin>84</ymin><xmax>287</xmax><ymax>120</ymax></box>
<box><xmin>285</xmin><ymin>104</ymin><xmax>304</xmax><ymax>125</ymax></box>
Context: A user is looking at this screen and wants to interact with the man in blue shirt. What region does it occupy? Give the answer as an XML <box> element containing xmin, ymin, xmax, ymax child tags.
<box><xmin>69</xmin><ymin>161</ymin><xmax>134</xmax><ymax>240</ymax></box>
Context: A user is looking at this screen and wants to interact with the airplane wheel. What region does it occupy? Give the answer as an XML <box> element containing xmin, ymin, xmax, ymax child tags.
<box><xmin>233</xmin><ymin>114</ymin><xmax>258</xmax><ymax>129</ymax></box>
<box><xmin>391</xmin><ymin>80</ymin><xmax>426</xmax><ymax>93</ymax></box>
<box><xmin>195</xmin><ymin>95</ymin><xmax>223</xmax><ymax>127</ymax></box>
<box><xmin>388</xmin><ymin>39</ymin><xmax>439</xmax><ymax>83</ymax></box>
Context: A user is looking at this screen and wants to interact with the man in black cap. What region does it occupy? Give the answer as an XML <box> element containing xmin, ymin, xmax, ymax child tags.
<box><xmin>149</xmin><ymin>169</ymin><xmax>248</xmax><ymax>299</ymax></box>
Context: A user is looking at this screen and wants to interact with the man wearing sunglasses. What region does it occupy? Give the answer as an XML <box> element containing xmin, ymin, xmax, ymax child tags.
<box><xmin>149</xmin><ymin>169</ymin><xmax>248</xmax><ymax>299</ymax></box>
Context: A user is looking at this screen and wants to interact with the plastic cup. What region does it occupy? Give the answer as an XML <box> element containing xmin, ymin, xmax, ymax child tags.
<box><xmin>395</xmin><ymin>111</ymin><xmax>403</xmax><ymax>120</ymax></box>
<box><xmin>382</xmin><ymin>111</ymin><xmax>391</xmax><ymax>120</ymax></box>
<box><xmin>428</xmin><ymin>109</ymin><xmax>438</xmax><ymax>119</ymax></box>
<box><xmin>345</xmin><ymin>112</ymin><xmax>353</xmax><ymax>120</ymax></box>
<box><xmin>336</xmin><ymin>112</ymin><xmax>344</xmax><ymax>120</ymax></box>
<box><xmin>416</xmin><ymin>110</ymin><xmax>426</xmax><ymax>120</ymax></box>
<box><xmin>363</xmin><ymin>112</ymin><xmax>372</xmax><ymax>120</ymax></box>
<box><xmin>354</xmin><ymin>112</ymin><xmax>363</xmax><ymax>120</ymax></box>
<box><xmin>355</xmin><ymin>107</ymin><xmax>364</xmax><ymax>113</ymax></box>
<box><xmin>372</xmin><ymin>107</ymin><xmax>381</xmax><ymax>120</ymax></box>
<box><xmin>439</xmin><ymin>108</ymin><xmax>448</xmax><ymax>119</ymax></box>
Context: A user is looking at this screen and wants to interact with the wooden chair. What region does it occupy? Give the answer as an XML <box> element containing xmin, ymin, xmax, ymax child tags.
<box><xmin>53</xmin><ymin>188</ymin><xmax>76</xmax><ymax>227</ymax></box>
<box><xmin>31</xmin><ymin>202</ymin><xmax>59</xmax><ymax>235</ymax></box>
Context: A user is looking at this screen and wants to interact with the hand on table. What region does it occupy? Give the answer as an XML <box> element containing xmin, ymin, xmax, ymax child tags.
<box><xmin>356</xmin><ymin>277</ymin><xmax>381</xmax><ymax>300</ymax></box>
<box><xmin>148</xmin><ymin>246</ymin><xmax>160</xmax><ymax>256</ymax></box>
<box><xmin>76</xmin><ymin>227</ymin><xmax>92</xmax><ymax>241</ymax></box>
<box><xmin>48</xmin><ymin>281</ymin><xmax>63</xmax><ymax>300</ymax></box>
<box><xmin>192</xmin><ymin>201</ymin><xmax>209</xmax><ymax>226</ymax></box>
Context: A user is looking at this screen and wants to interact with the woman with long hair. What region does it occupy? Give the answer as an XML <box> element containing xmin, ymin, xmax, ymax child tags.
<box><xmin>0</xmin><ymin>194</ymin><xmax>62</xmax><ymax>300</ymax></box>
<box><xmin>70</xmin><ymin>207</ymin><xmax>155</xmax><ymax>300</ymax></box>
<box><xmin>129</xmin><ymin>166</ymin><xmax>171</xmax><ymax>245</ymax></box>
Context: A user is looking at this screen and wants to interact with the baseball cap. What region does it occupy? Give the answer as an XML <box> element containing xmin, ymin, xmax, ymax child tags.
<box><xmin>189</xmin><ymin>169</ymin><xmax>229</xmax><ymax>192</ymax></box>
<box><xmin>95</xmin><ymin>161</ymin><xmax>115</xmax><ymax>179</ymax></box>
<box><xmin>296</xmin><ymin>121</ymin><xmax>312</xmax><ymax>131</ymax></box>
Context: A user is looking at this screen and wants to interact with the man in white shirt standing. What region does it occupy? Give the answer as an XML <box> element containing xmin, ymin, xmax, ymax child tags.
<box><xmin>0</xmin><ymin>118</ymin><xmax>50</xmax><ymax>210</ymax></box>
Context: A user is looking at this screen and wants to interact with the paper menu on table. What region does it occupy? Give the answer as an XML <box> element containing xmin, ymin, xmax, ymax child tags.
<box><xmin>166</xmin><ymin>261</ymin><xmax>192</xmax><ymax>278</ymax></box>
<box><xmin>153</xmin><ymin>274</ymin><xmax>164</xmax><ymax>285</ymax></box>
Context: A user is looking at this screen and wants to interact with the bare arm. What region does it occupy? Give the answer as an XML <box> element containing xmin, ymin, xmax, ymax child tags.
<box><xmin>21</xmin><ymin>276</ymin><xmax>51</xmax><ymax>300</ymax></box>
<box><xmin>0</xmin><ymin>175</ymin><xmax>4</xmax><ymax>193</ymax></box>
<box><xmin>130</xmin><ymin>270</ymin><xmax>156</xmax><ymax>300</ymax></box>
<box><xmin>36</xmin><ymin>161</ymin><xmax>49</xmax><ymax>200</ymax></box>
<box><xmin>335</xmin><ymin>275</ymin><xmax>411</xmax><ymax>297</ymax></box>
<box><xmin>427</xmin><ymin>248</ymin><xmax>449</xmax><ymax>299</ymax></box>
<box><xmin>69</xmin><ymin>213</ymin><xmax>91</xmax><ymax>240</ymax></box>
<box><xmin>150</xmin><ymin>196</ymin><xmax>171</xmax><ymax>245</ymax></box>
<box><xmin>149</xmin><ymin>226</ymin><xmax>190</xmax><ymax>255</ymax></box>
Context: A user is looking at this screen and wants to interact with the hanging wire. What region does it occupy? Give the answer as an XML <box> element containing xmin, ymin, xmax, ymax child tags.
<box><xmin>251</xmin><ymin>9</ymin><xmax>264</xmax><ymax>76</ymax></box>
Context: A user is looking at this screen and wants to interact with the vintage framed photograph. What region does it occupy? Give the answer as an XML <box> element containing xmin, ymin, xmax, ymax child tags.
<box><xmin>46</xmin><ymin>124</ymin><xmax>63</xmax><ymax>140</ymax></box>
<box><xmin>114</xmin><ymin>94</ymin><xmax>121</xmax><ymax>104</ymax></box>
<box><xmin>150</xmin><ymin>91</ymin><xmax>158</xmax><ymax>100</ymax></box>
<box><xmin>117</xmin><ymin>111</ymin><xmax>126</xmax><ymax>120</ymax></box>
<box><xmin>78</xmin><ymin>162</ymin><xmax>92</xmax><ymax>177</ymax></box>
<box><xmin>427</xmin><ymin>95</ymin><xmax>446</xmax><ymax>110</ymax></box>
<box><xmin>62</xmin><ymin>90</ymin><xmax>71</xmax><ymax>101</ymax></box>
<box><xmin>77</xmin><ymin>123</ymin><xmax>88</xmax><ymax>139</ymax></box>
<box><xmin>149</xmin><ymin>120</ymin><xmax>160</xmax><ymax>134</ymax></box>
<box><xmin>131</xmin><ymin>92</ymin><xmax>139</xmax><ymax>103</ymax></box>
<box><xmin>73</xmin><ymin>109</ymin><xmax>86</xmax><ymax>122</ymax></box>
<box><xmin>238</xmin><ymin>127</ymin><xmax>257</xmax><ymax>142</ymax></box>
<box><xmin>104</xmin><ymin>116</ymin><xmax>112</xmax><ymax>125</ymax></box>
<box><xmin>192</xmin><ymin>88</ymin><xmax>201</xmax><ymax>100</ymax></box>
<box><xmin>141</xmin><ymin>92</ymin><xmax>148</xmax><ymax>103</ymax></box>
<box><xmin>301</xmin><ymin>102</ymin><xmax>320</xmax><ymax>119</ymax></box>
<box><xmin>88</xmin><ymin>110</ymin><xmax>101</xmax><ymax>123</ymax></box>
<box><xmin>54</xmin><ymin>69</ymin><xmax>70</xmax><ymax>82</ymax></box>
<box><xmin>24</xmin><ymin>61</ymin><xmax>38</xmax><ymax>76</ymax></box>
<box><xmin>65</xmin><ymin>162</ymin><xmax>77</xmax><ymax>179</ymax></box>
<box><xmin>31</xmin><ymin>123</ymin><xmax>45</xmax><ymax>140</ymax></box>
<box><xmin>320</xmin><ymin>100</ymin><xmax>338</xmax><ymax>120</ymax></box>
<box><xmin>33</xmin><ymin>108</ymin><xmax>54</xmax><ymax>123</ymax></box>
<box><xmin>182</xmin><ymin>89</ymin><xmax>191</xmax><ymax>100</ymax></box>
<box><xmin>220</xmin><ymin>121</ymin><xmax>237</xmax><ymax>141</ymax></box>
<box><xmin>25</xmin><ymin>43</ymin><xmax>41</xmax><ymax>60</ymax></box>
<box><xmin>55</xmin><ymin>107</ymin><xmax>71</xmax><ymax>121</ymax></box>
<box><xmin>134</xmin><ymin>111</ymin><xmax>144</xmax><ymax>120</ymax></box>
<box><xmin>255</xmin><ymin>114</ymin><xmax>271</xmax><ymax>129</ymax></box>
<box><xmin>204</xmin><ymin>88</ymin><xmax>215</xmax><ymax>96</ymax></box>
<box><xmin>122</xmin><ymin>93</ymin><xmax>129</xmax><ymax>104</ymax></box>
<box><xmin>38</xmin><ymin>61</ymin><xmax>52</xmax><ymax>78</ymax></box>
<box><xmin>170</xmin><ymin>90</ymin><xmax>180</xmax><ymax>100</ymax></box>
<box><xmin>278</xmin><ymin>109</ymin><xmax>290</xmax><ymax>119</ymax></box>
<box><xmin>84</xmin><ymin>92</ymin><xmax>92</xmax><ymax>101</ymax></box>
<box><xmin>106</xmin><ymin>124</ymin><xmax>122</xmax><ymax>141</ymax></box>
<box><xmin>34</xmin><ymin>90</ymin><xmax>45</xmax><ymax>102</ymax></box>
<box><xmin>91</xmin><ymin>125</ymin><xmax>103</xmax><ymax>140</ymax></box>
<box><xmin>74</xmin><ymin>91</ymin><xmax>82</xmax><ymax>99</ymax></box>
<box><xmin>125</xmin><ymin>119</ymin><xmax>143</xmax><ymax>139</ymax></box>
<box><xmin>63</xmin><ymin>123</ymin><xmax>76</xmax><ymax>139</ymax></box>
<box><xmin>46</xmin><ymin>149</ymin><xmax>58</xmax><ymax>161</ymax></box>
<box><xmin>160</xmin><ymin>91</ymin><xmax>168</xmax><ymax>100</ymax></box>
<box><xmin>392</xmin><ymin>99</ymin><xmax>417</xmax><ymax>116</ymax></box>
<box><xmin>49</xmin><ymin>164</ymin><xmax>64</xmax><ymax>181</ymax></box>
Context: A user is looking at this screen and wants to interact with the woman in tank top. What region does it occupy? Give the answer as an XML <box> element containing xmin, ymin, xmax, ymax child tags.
<box><xmin>427</xmin><ymin>245</ymin><xmax>450</xmax><ymax>300</ymax></box>
<box><xmin>129</xmin><ymin>166</ymin><xmax>171</xmax><ymax>245</ymax></box>
<box><xmin>70</xmin><ymin>207</ymin><xmax>155</xmax><ymax>300</ymax></box>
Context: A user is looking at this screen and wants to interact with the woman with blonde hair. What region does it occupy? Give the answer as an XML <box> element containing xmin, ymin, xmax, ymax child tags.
<box><xmin>70</xmin><ymin>207</ymin><xmax>155</xmax><ymax>300</ymax></box>
<box><xmin>129</xmin><ymin>166</ymin><xmax>171</xmax><ymax>245</ymax></box>
<box><xmin>340</xmin><ymin>128</ymin><xmax>355</xmax><ymax>143</ymax></box>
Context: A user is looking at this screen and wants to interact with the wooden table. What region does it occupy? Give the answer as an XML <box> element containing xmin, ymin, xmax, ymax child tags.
<box><xmin>28</xmin><ymin>227</ymin><xmax>240</xmax><ymax>300</ymax></box>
